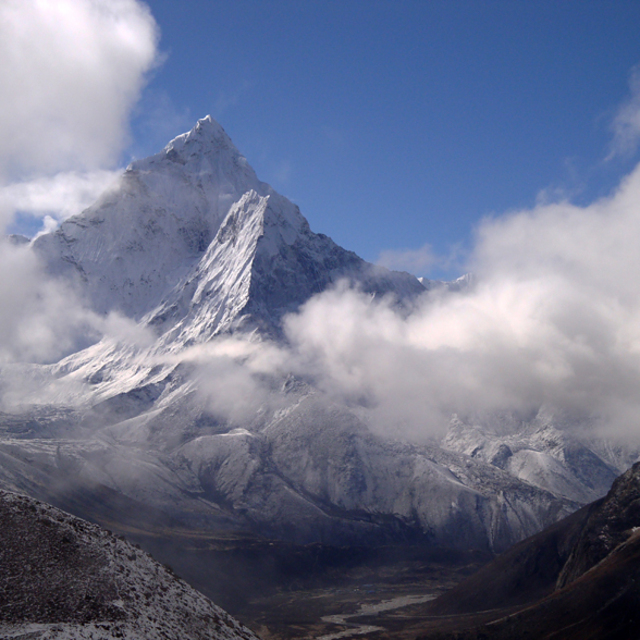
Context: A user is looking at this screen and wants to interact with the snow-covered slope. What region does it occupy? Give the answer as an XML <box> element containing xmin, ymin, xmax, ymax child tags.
<box><xmin>0</xmin><ymin>115</ymin><xmax>625</xmax><ymax>560</ymax></box>
<box><xmin>0</xmin><ymin>392</ymin><xmax>577</xmax><ymax>553</ymax></box>
<box><xmin>443</xmin><ymin>413</ymin><xmax>621</xmax><ymax>504</ymax></box>
<box><xmin>0</xmin><ymin>489</ymin><xmax>260</xmax><ymax>640</ymax></box>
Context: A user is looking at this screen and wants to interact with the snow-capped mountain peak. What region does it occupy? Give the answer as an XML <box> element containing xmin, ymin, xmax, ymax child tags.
<box><xmin>33</xmin><ymin>115</ymin><xmax>425</xmax><ymax>341</ymax></box>
<box><xmin>131</xmin><ymin>115</ymin><xmax>262</xmax><ymax>193</ymax></box>
<box><xmin>32</xmin><ymin>116</ymin><xmax>268</xmax><ymax>320</ymax></box>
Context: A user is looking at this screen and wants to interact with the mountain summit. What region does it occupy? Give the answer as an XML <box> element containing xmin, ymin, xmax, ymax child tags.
<box><xmin>34</xmin><ymin>116</ymin><xmax>425</xmax><ymax>340</ymax></box>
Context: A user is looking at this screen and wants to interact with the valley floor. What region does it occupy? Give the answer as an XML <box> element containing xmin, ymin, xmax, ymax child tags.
<box><xmin>210</xmin><ymin>546</ymin><xmax>488</xmax><ymax>640</ymax></box>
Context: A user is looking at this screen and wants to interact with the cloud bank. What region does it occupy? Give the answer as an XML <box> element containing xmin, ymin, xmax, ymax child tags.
<box><xmin>281</xmin><ymin>166</ymin><xmax>640</xmax><ymax>439</ymax></box>
<box><xmin>180</xmin><ymin>164</ymin><xmax>640</xmax><ymax>442</ymax></box>
<box><xmin>0</xmin><ymin>0</ymin><xmax>159</xmax><ymax>180</ymax></box>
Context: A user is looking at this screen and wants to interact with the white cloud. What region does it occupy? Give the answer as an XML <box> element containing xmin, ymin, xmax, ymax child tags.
<box><xmin>0</xmin><ymin>0</ymin><xmax>159</xmax><ymax>180</ymax></box>
<box><xmin>176</xmin><ymin>338</ymin><xmax>289</xmax><ymax>425</ymax></box>
<box><xmin>609</xmin><ymin>64</ymin><xmax>640</xmax><ymax>160</ymax></box>
<box><xmin>0</xmin><ymin>238</ymin><xmax>153</xmax><ymax>367</ymax></box>
<box><xmin>0</xmin><ymin>170</ymin><xmax>122</xmax><ymax>232</ymax></box>
<box><xmin>0</xmin><ymin>240</ymin><xmax>97</xmax><ymax>364</ymax></box>
<box><xmin>276</xmin><ymin>163</ymin><xmax>640</xmax><ymax>440</ymax></box>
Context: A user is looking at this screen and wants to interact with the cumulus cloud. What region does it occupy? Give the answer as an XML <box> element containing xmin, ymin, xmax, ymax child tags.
<box><xmin>0</xmin><ymin>240</ymin><xmax>96</xmax><ymax>364</ymax></box>
<box><xmin>225</xmin><ymin>163</ymin><xmax>638</xmax><ymax>441</ymax></box>
<box><xmin>0</xmin><ymin>0</ymin><xmax>159</xmax><ymax>180</ymax></box>
<box><xmin>0</xmin><ymin>239</ymin><xmax>152</xmax><ymax>367</ymax></box>
<box><xmin>175</xmin><ymin>338</ymin><xmax>289</xmax><ymax>425</ymax></box>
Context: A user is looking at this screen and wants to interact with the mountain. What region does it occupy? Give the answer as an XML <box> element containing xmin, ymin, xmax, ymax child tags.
<box><xmin>443</xmin><ymin>413</ymin><xmax>620</xmax><ymax>504</ymax></box>
<box><xmin>0</xmin><ymin>488</ymin><xmax>261</xmax><ymax>640</ymax></box>
<box><xmin>413</xmin><ymin>462</ymin><xmax>640</xmax><ymax>639</ymax></box>
<box><xmin>33</xmin><ymin>116</ymin><xmax>425</xmax><ymax>340</ymax></box>
<box><xmin>0</xmin><ymin>116</ymin><xmax>628</xmax><ymax>580</ymax></box>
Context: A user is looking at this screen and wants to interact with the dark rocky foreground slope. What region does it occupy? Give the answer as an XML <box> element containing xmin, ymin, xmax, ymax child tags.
<box><xmin>408</xmin><ymin>462</ymin><xmax>640</xmax><ymax>639</ymax></box>
<box><xmin>0</xmin><ymin>489</ymin><xmax>261</xmax><ymax>640</ymax></box>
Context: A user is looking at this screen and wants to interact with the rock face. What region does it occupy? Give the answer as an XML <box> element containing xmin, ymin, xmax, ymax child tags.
<box><xmin>0</xmin><ymin>489</ymin><xmax>261</xmax><ymax>640</ymax></box>
<box><xmin>556</xmin><ymin>460</ymin><xmax>640</xmax><ymax>588</ymax></box>
<box><xmin>0</xmin><ymin>116</ymin><xmax>626</xmax><ymax>560</ymax></box>
<box><xmin>418</xmin><ymin>462</ymin><xmax>640</xmax><ymax>640</ymax></box>
<box><xmin>443</xmin><ymin>414</ymin><xmax>619</xmax><ymax>505</ymax></box>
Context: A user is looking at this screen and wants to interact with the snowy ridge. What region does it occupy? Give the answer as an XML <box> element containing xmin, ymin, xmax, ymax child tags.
<box><xmin>0</xmin><ymin>115</ymin><xmax>626</xmax><ymax>558</ymax></box>
<box><xmin>33</xmin><ymin>116</ymin><xmax>268</xmax><ymax>319</ymax></box>
<box><xmin>443</xmin><ymin>413</ymin><xmax>622</xmax><ymax>504</ymax></box>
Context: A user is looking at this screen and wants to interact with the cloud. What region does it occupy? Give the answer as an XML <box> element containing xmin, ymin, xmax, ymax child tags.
<box><xmin>0</xmin><ymin>239</ymin><xmax>97</xmax><ymax>364</ymax></box>
<box><xmin>376</xmin><ymin>243</ymin><xmax>438</xmax><ymax>276</ymax></box>
<box><xmin>272</xmin><ymin>163</ymin><xmax>640</xmax><ymax>440</ymax></box>
<box><xmin>176</xmin><ymin>338</ymin><xmax>289</xmax><ymax>425</ymax></box>
<box><xmin>0</xmin><ymin>170</ymin><xmax>122</xmax><ymax>232</ymax></box>
<box><xmin>0</xmin><ymin>238</ymin><xmax>153</xmax><ymax>368</ymax></box>
<box><xmin>609</xmin><ymin>64</ymin><xmax>640</xmax><ymax>160</ymax></box>
<box><xmin>0</xmin><ymin>0</ymin><xmax>159</xmax><ymax>180</ymax></box>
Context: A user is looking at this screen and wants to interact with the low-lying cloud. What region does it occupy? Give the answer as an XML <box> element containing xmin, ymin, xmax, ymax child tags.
<box><xmin>0</xmin><ymin>239</ymin><xmax>152</xmax><ymax>368</ymax></box>
<box><xmin>176</xmin><ymin>163</ymin><xmax>640</xmax><ymax>442</ymax></box>
<box><xmin>288</xmin><ymin>165</ymin><xmax>640</xmax><ymax>438</ymax></box>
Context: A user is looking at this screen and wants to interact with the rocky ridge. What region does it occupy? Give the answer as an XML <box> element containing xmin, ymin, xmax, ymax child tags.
<box><xmin>0</xmin><ymin>488</ymin><xmax>261</xmax><ymax>640</ymax></box>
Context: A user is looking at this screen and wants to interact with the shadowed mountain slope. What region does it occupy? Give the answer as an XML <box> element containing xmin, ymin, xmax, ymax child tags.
<box><xmin>414</xmin><ymin>462</ymin><xmax>640</xmax><ymax>640</ymax></box>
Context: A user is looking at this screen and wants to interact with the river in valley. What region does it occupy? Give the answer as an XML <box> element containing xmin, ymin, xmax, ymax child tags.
<box><xmin>317</xmin><ymin>593</ymin><xmax>437</xmax><ymax>640</ymax></box>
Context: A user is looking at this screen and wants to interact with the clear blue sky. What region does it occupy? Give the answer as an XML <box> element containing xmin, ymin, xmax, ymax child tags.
<box><xmin>128</xmin><ymin>1</ymin><xmax>640</xmax><ymax>278</ymax></box>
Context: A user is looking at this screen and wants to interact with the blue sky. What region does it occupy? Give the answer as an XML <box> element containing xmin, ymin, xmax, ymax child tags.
<box><xmin>5</xmin><ymin>1</ymin><xmax>640</xmax><ymax>432</ymax></box>
<box><xmin>126</xmin><ymin>0</ymin><xmax>640</xmax><ymax>279</ymax></box>
<box><xmin>3</xmin><ymin>1</ymin><xmax>640</xmax><ymax>280</ymax></box>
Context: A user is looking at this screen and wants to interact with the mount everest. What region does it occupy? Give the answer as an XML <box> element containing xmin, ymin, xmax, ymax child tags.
<box><xmin>0</xmin><ymin>116</ymin><xmax>634</xmax><ymax>566</ymax></box>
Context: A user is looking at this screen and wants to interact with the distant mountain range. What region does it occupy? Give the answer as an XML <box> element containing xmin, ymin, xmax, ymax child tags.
<box><xmin>0</xmin><ymin>116</ymin><xmax>635</xmax><ymax>562</ymax></box>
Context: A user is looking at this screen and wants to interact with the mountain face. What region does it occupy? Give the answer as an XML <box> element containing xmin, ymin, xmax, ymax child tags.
<box><xmin>0</xmin><ymin>116</ymin><xmax>628</xmax><ymax>564</ymax></box>
<box><xmin>33</xmin><ymin>117</ymin><xmax>266</xmax><ymax>320</ymax></box>
<box><xmin>416</xmin><ymin>462</ymin><xmax>640</xmax><ymax>640</ymax></box>
<box><xmin>0</xmin><ymin>488</ymin><xmax>261</xmax><ymax>640</ymax></box>
<box><xmin>33</xmin><ymin>116</ymin><xmax>424</xmax><ymax>340</ymax></box>
<box><xmin>443</xmin><ymin>415</ymin><xmax>619</xmax><ymax>504</ymax></box>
